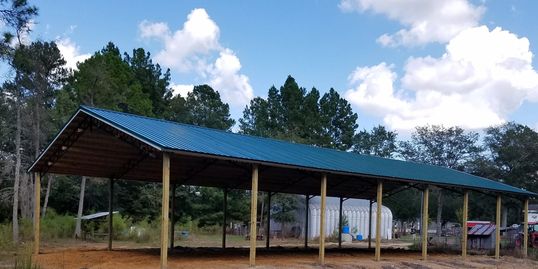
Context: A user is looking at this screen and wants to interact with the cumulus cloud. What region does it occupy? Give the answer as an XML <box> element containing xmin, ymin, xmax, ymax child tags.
<box><xmin>170</xmin><ymin>83</ymin><xmax>194</xmax><ymax>97</ymax></box>
<box><xmin>209</xmin><ymin>49</ymin><xmax>254</xmax><ymax>107</ymax></box>
<box><xmin>339</xmin><ymin>0</ymin><xmax>484</xmax><ymax>47</ymax></box>
<box><xmin>345</xmin><ymin>26</ymin><xmax>538</xmax><ymax>131</ymax></box>
<box><xmin>139</xmin><ymin>8</ymin><xmax>253</xmax><ymax>108</ymax></box>
<box><xmin>56</xmin><ymin>38</ymin><xmax>91</xmax><ymax>71</ymax></box>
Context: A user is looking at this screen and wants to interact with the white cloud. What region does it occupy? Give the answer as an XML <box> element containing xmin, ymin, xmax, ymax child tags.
<box><xmin>139</xmin><ymin>8</ymin><xmax>253</xmax><ymax>109</ymax></box>
<box><xmin>139</xmin><ymin>8</ymin><xmax>220</xmax><ymax>73</ymax></box>
<box><xmin>345</xmin><ymin>26</ymin><xmax>538</xmax><ymax>131</ymax></box>
<box><xmin>170</xmin><ymin>83</ymin><xmax>194</xmax><ymax>97</ymax></box>
<box><xmin>209</xmin><ymin>49</ymin><xmax>254</xmax><ymax>107</ymax></box>
<box><xmin>339</xmin><ymin>0</ymin><xmax>485</xmax><ymax>47</ymax></box>
<box><xmin>56</xmin><ymin>38</ymin><xmax>91</xmax><ymax>71</ymax></box>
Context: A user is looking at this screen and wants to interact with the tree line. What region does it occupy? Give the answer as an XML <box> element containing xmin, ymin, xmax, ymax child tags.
<box><xmin>0</xmin><ymin>0</ymin><xmax>537</xmax><ymax>245</ymax></box>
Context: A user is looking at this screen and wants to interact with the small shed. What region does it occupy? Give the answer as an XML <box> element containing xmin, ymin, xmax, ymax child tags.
<box><xmin>77</xmin><ymin>211</ymin><xmax>118</xmax><ymax>240</ymax></box>
<box><xmin>468</xmin><ymin>223</ymin><xmax>496</xmax><ymax>250</ymax></box>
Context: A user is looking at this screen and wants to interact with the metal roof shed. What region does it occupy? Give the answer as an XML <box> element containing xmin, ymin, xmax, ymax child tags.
<box><xmin>28</xmin><ymin>106</ymin><xmax>536</xmax><ymax>267</ymax></box>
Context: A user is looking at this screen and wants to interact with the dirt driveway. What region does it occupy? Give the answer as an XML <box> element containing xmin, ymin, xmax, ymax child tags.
<box><xmin>35</xmin><ymin>245</ymin><xmax>538</xmax><ymax>269</ymax></box>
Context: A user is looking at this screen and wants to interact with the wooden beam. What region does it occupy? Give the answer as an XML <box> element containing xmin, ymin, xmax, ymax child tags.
<box><xmin>266</xmin><ymin>192</ymin><xmax>271</xmax><ymax>249</ymax></box>
<box><xmin>305</xmin><ymin>195</ymin><xmax>310</xmax><ymax>248</ymax></box>
<box><xmin>160</xmin><ymin>153</ymin><xmax>170</xmax><ymax>269</ymax></box>
<box><xmin>33</xmin><ymin>172</ymin><xmax>41</xmax><ymax>255</ymax></box>
<box><xmin>368</xmin><ymin>199</ymin><xmax>372</xmax><ymax>249</ymax></box>
<box><xmin>222</xmin><ymin>188</ymin><xmax>227</xmax><ymax>249</ymax></box>
<box><xmin>108</xmin><ymin>178</ymin><xmax>114</xmax><ymax>251</ymax></box>
<box><xmin>249</xmin><ymin>165</ymin><xmax>259</xmax><ymax>267</ymax></box>
<box><xmin>462</xmin><ymin>190</ymin><xmax>469</xmax><ymax>258</ymax></box>
<box><xmin>421</xmin><ymin>186</ymin><xmax>429</xmax><ymax>260</ymax></box>
<box><xmin>338</xmin><ymin>197</ymin><xmax>343</xmax><ymax>248</ymax></box>
<box><xmin>170</xmin><ymin>183</ymin><xmax>176</xmax><ymax>250</ymax></box>
<box><xmin>319</xmin><ymin>174</ymin><xmax>327</xmax><ymax>265</ymax></box>
<box><xmin>495</xmin><ymin>195</ymin><xmax>501</xmax><ymax>259</ymax></box>
<box><xmin>375</xmin><ymin>181</ymin><xmax>383</xmax><ymax>262</ymax></box>
<box><xmin>523</xmin><ymin>198</ymin><xmax>529</xmax><ymax>258</ymax></box>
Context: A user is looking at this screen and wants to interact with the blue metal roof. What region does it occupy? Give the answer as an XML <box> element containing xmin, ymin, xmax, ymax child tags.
<box><xmin>65</xmin><ymin>106</ymin><xmax>534</xmax><ymax>197</ymax></box>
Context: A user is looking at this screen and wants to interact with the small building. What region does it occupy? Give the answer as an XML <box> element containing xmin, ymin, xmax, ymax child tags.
<box><xmin>268</xmin><ymin>197</ymin><xmax>393</xmax><ymax>240</ymax></box>
<box><xmin>308</xmin><ymin>197</ymin><xmax>392</xmax><ymax>240</ymax></box>
<box><xmin>467</xmin><ymin>223</ymin><xmax>496</xmax><ymax>250</ymax></box>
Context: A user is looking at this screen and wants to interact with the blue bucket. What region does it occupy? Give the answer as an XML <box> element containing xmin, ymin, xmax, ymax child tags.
<box><xmin>342</xmin><ymin>226</ymin><xmax>350</xmax><ymax>234</ymax></box>
<box><xmin>356</xmin><ymin>234</ymin><xmax>363</xmax><ymax>240</ymax></box>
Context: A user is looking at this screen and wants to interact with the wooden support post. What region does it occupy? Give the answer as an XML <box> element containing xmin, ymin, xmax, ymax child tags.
<box><xmin>319</xmin><ymin>174</ymin><xmax>327</xmax><ymax>265</ymax></box>
<box><xmin>368</xmin><ymin>199</ymin><xmax>372</xmax><ymax>250</ymax></box>
<box><xmin>495</xmin><ymin>195</ymin><xmax>501</xmax><ymax>259</ymax></box>
<box><xmin>375</xmin><ymin>181</ymin><xmax>383</xmax><ymax>262</ymax></box>
<box><xmin>421</xmin><ymin>186</ymin><xmax>429</xmax><ymax>260</ymax></box>
<box><xmin>266</xmin><ymin>192</ymin><xmax>271</xmax><ymax>249</ymax></box>
<box><xmin>222</xmin><ymin>188</ymin><xmax>228</xmax><ymax>249</ymax></box>
<box><xmin>170</xmin><ymin>183</ymin><xmax>176</xmax><ymax>250</ymax></box>
<box><xmin>33</xmin><ymin>173</ymin><xmax>41</xmax><ymax>255</ymax></box>
<box><xmin>108</xmin><ymin>178</ymin><xmax>114</xmax><ymax>251</ymax></box>
<box><xmin>160</xmin><ymin>153</ymin><xmax>170</xmax><ymax>269</ymax></box>
<box><xmin>338</xmin><ymin>197</ymin><xmax>343</xmax><ymax>248</ymax></box>
<box><xmin>305</xmin><ymin>195</ymin><xmax>310</xmax><ymax>248</ymax></box>
<box><xmin>462</xmin><ymin>190</ymin><xmax>469</xmax><ymax>258</ymax></box>
<box><xmin>249</xmin><ymin>165</ymin><xmax>259</xmax><ymax>267</ymax></box>
<box><xmin>523</xmin><ymin>198</ymin><xmax>529</xmax><ymax>258</ymax></box>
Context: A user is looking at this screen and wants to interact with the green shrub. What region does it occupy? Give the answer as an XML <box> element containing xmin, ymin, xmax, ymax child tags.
<box><xmin>41</xmin><ymin>210</ymin><xmax>76</xmax><ymax>240</ymax></box>
<box><xmin>98</xmin><ymin>213</ymin><xmax>130</xmax><ymax>240</ymax></box>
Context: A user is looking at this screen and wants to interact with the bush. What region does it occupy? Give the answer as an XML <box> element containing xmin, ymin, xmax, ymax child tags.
<box><xmin>41</xmin><ymin>210</ymin><xmax>76</xmax><ymax>240</ymax></box>
<box><xmin>98</xmin><ymin>213</ymin><xmax>130</xmax><ymax>240</ymax></box>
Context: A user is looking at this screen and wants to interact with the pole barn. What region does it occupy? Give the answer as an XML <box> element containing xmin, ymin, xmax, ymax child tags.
<box><xmin>29</xmin><ymin>106</ymin><xmax>535</xmax><ymax>268</ymax></box>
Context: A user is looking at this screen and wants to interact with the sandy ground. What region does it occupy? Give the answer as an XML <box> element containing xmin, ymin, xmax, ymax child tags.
<box><xmin>34</xmin><ymin>244</ymin><xmax>538</xmax><ymax>269</ymax></box>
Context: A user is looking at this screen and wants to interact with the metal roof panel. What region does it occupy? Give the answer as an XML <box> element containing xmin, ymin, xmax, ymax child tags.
<box><xmin>38</xmin><ymin>106</ymin><xmax>535</xmax><ymax>197</ymax></box>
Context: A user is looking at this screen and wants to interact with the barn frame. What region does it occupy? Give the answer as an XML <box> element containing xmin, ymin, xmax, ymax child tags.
<box><xmin>28</xmin><ymin>106</ymin><xmax>535</xmax><ymax>268</ymax></box>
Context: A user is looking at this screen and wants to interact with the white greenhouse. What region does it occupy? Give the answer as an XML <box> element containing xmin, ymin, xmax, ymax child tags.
<box><xmin>306</xmin><ymin>197</ymin><xmax>393</xmax><ymax>240</ymax></box>
<box><xmin>268</xmin><ymin>196</ymin><xmax>393</xmax><ymax>240</ymax></box>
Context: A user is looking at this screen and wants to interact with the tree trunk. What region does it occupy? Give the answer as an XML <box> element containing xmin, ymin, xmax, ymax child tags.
<box><xmin>20</xmin><ymin>173</ymin><xmax>33</xmax><ymax>219</ymax></box>
<box><xmin>42</xmin><ymin>175</ymin><xmax>53</xmax><ymax>219</ymax></box>
<box><xmin>12</xmin><ymin>104</ymin><xmax>21</xmax><ymax>244</ymax></box>
<box><xmin>74</xmin><ymin>176</ymin><xmax>87</xmax><ymax>238</ymax></box>
<box><xmin>436</xmin><ymin>190</ymin><xmax>443</xmax><ymax>237</ymax></box>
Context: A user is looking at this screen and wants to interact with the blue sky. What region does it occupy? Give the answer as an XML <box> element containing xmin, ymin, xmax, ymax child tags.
<box><xmin>29</xmin><ymin>0</ymin><xmax>538</xmax><ymax>132</ymax></box>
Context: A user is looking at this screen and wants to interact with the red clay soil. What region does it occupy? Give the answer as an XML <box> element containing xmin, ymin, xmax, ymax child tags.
<box><xmin>35</xmin><ymin>246</ymin><xmax>538</xmax><ymax>269</ymax></box>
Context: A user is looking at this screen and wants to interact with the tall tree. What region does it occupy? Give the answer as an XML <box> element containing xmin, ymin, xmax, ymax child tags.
<box><xmin>164</xmin><ymin>84</ymin><xmax>235</xmax><ymax>130</ymax></box>
<box><xmin>0</xmin><ymin>0</ymin><xmax>37</xmax><ymax>57</ymax></box>
<box><xmin>124</xmin><ymin>48</ymin><xmax>172</xmax><ymax>116</ymax></box>
<box><xmin>353</xmin><ymin>125</ymin><xmax>397</xmax><ymax>158</ymax></box>
<box><xmin>483</xmin><ymin>122</ymin><xmax>538</xmax><ymax>193</ymax></box>
<box><xmin>56</xmin><ymin>42</ymin><xmax>153</xmax><ymax>117</ymax></box>
<box><xmin>240</xmin><ymin>76</ymin><xmax>358</xmax><ymax>148</ymax></box>
<box><xmin>12</xmin><ymin>41</ymin><xmax>68</xmax><ymax>220</ymax></box>
<box><xmin>318</xmin><ymin>88</ymin><xmax>358</xmax><ymax>150</ymax></box>
<box><xmin>184</xmin><ymin>85</ymin><xmax>235</xmax><ymax>130</ymax></box>
<box><xmin>399</xmin><ymin>125</ymin><xmax>482</xmax><ymax>237</ymax></box>
<box><xmin>0</xmin><ymin>0</ymin><xmax>37</xmax><ymax>244</ymax></box>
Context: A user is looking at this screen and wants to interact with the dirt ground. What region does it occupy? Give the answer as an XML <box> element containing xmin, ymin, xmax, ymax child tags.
<box><xmin>34</xmin><ymin>243</ymin><xmax>538</xmax><ymax>269</ymax></box>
